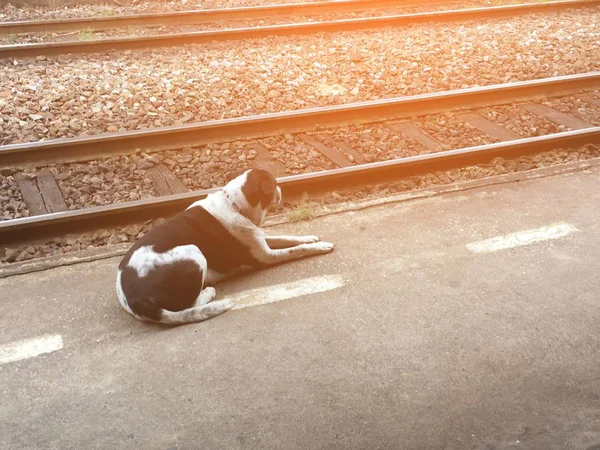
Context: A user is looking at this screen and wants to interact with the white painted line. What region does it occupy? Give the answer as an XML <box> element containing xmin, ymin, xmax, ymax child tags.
<box><xmin>466</xmin><ymin>223</ymin><xmax>579</xmax><ymax>254</ymax></box>
<box><xmin>0</xmin><ymin>334</ymin><xmax>63</xmax><ymax>365</ymax></box>
<box><xmin>227</xmin><ymin>274</ymin><xmax>345</xmax><ymax>310</ymax></box>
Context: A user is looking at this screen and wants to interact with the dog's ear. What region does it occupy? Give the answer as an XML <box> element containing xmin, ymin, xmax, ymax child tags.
<box><xmin>242</xmin><ymin>170</ymin><xmax>277</xmax><ymax>208</ymax></box>
<box><xmin>257</xmin><ymin>176</ymin><xmax>277</xmax><ymax>207</ymax></box>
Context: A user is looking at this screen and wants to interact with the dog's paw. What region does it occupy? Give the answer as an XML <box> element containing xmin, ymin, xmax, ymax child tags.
<box><xmin>308</xmin><ymin>241</ymin><xmax>335</xmax><ymax>254</ymax></box>
<box><xmin>301</xmin><ymin>235</ymin><xmax>321</xmax><ymax>244</ymax></box>
<box><xmin>204</xmin><ymin>287</ymin><xmax>217</xmax><ymax>301</ymax></box>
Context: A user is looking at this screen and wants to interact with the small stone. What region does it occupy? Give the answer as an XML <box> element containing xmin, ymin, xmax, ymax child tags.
<box><xmin>96</xmin><ymin>230</ymin><xmax>111</xmax><ymax>240</ymax></box>
<box><xmin>107</xmin><ymin>125</ymin><xmax>118</xmax><ymax>132</ymax></box>
<box><xmin>4</xmin><ymin>248</ymin><xmax>18</xmax><ymax>260</ymax></box>
<box><xmin>54</xmin><ymin>172</ymin><xmax>70</xmax><ymax>181</ymax></box>
<box><xmin>153</xmin><ymin>218</ymin><xmax>167</xmax><ymax>227</ymax></box>
<box><xmin>15</xmin><ymin>249</ymin><xmax>33</xmax><ymax>262</ymax></box>
<box><xmin>137</xmin><ymin>159</ymin><xmax>156</xmax><ymax>170</ymax></box>
<box><xmin>520</xmin><ymin>163</ymin><xmax>536</xmax><ymax>171</ymax></box>
<box><xmin>107</xmin><ymin>234</ymin><xmax>121</xmax><ymax>245</ymax></box>
<box><xmin>122</xmin><ymin>225</ymin><xmax>139</xmax><ymax>237</ymax></box>
<box><xmin>350</xmin><ymin>52</ymin><xmax>364</xmax><ymax>62</ymax></box>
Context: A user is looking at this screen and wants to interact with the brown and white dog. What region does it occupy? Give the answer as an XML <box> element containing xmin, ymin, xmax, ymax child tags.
<box><xmin>116</xmin><ymin>169</ymin><xmax>334</xmax><ymax>325</ymax></box>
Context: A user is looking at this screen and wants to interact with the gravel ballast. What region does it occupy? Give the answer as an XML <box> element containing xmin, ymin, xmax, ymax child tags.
<box><xmin>0</xmin><ymin>155</ymin><xmax>158</xmax><ymax>220</ymax></box>
<box><xmin>326</xmin><ymin>123</ymin><xmax>427</xmax><ymax>162</ymax></box>
<box><xmin>418</xmin><ymin>112</ymin><xmax>497</xmax><ymax>149</ymax></box>
<box><xmin>541</xmin><ymin>97</ymin><xmax>600</xmax><ymax>127</ymax></box>
<box><xmin>481</xmin><ymin>104</ymin><xmax>567</xmax><ymax>138</ymax></box>
<box><xmin>259</xmin><ymin>134</ymin><xmax>337</xmax><ymax>171</ymax></box>
<box><xmin>147</xmin><ymin>143</ymin><xmax>249</xmax><ymax>191</ymax></box>
<box><xmin>1</xmin><ymin>8</ymin><xmax>599</xmax><ymax>145</ymax></box>
<box><xmin>0</xmin><ymin>173</ymin><xmax>28</xmax><ymax>220</ymax></box>
<box><xmin>50</xmin><ymin>155</ymin><xmax>158</xmax><ymax>209</ymax></box>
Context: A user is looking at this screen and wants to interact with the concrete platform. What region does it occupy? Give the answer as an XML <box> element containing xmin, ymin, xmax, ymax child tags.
<box><xmin>1</xmin><ymin>166</ymin><xmax>600</xmax><ymax>450</ymax></box>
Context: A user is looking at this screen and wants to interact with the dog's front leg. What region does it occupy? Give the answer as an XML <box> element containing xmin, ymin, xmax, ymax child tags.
<box><xmin>265</xmin><ymin>235</ymin><xmax>321</xmax><ymax>249</ymax></box>
<box><xmin>251</xmin><ymin>239</ymin><xmax>334</xmax><ymax>266</ymax></box>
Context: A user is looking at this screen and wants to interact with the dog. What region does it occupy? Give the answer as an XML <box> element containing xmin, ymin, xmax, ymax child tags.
<box><xmin>115</xmin><ymin>169</ymin><xmax>335</xmax><ymax>325</ymax></box>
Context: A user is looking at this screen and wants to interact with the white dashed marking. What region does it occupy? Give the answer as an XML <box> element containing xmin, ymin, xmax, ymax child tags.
<box><xmin>226</xmin><ymin>274</ymin><xmax>345</xmax><ymax>310</ymax></box>
<box><xmin>466</xmin><ymin>223</ymin><xmax>579</xmax><ymax>254</ymax></box>
<box><xmin>0</xmin><ymin>334</ymin><xmax>63</xmax><ymax>365</ymax></box>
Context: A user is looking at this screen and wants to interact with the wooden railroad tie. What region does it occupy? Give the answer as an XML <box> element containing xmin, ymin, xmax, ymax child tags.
<box><xmin>244</xmin><ymin>142</ymin><xmax>288</xmax><ymax>178</ymax></box>
<box><xmin>453</xmin><ymin>113</ymin><xmax>521</xmax><ymax>142</ymax></box>
<box><xmin>306</xmin><ymin>134</ymin><xmax>367</xmax><ymax>165</ymax></box>
<box><xmin>15</xmin><ymin>169</ymin><xmax>68</xmax><ymax>216</ymax></box>
<box><xmin>298</xmin><ymin>134</ymin><xmax>354</xmax><ymax>168</ymax></box>
<box><xmin>581</xmin><ymin>95</ymin><xmax>600</xmax><ymax>109</ymax></box>
<box><xmin>521</xmin><ymin>104</ymin><xmax>593</xmax><ymax>130</ymax></box>
<box><xmin>385</xmin><ymin>122</ymin><xmax>445</xmax><ymax>152</ymax></box>
<box><xmin>148</xmin><ymin>164</ymin><xmax>189</xmax><ymax>196</ymax></box>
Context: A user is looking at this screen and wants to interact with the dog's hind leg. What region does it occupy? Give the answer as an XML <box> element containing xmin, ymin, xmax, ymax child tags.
<box><xmin>155</xmin><ymin>246</ymin><xmax>235</xmax><ymax>325</ymax></box>
<box><xmin>159</xmin><ymin>299</ymin><xmax>233</xmax><ymax>325</ymax></box>
<box><xmin>264</xmin><ymin>235</ymin><xmax>321</xmax><ymax>249</ymax></box>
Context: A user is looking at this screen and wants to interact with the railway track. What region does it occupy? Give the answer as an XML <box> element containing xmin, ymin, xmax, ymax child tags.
<box><xmin>1</xmin><ymin>73</ymin><xmax>599</xmax><ymax>262</ymax></box>
<box><xmin>2</xmin><ymin>72</ymin><xmax>598</xmax><ymax>166</ymax></box>
<box><xmin>0</xmin><ymin>0</ymin><xmax>597</xmax><ymax>58</ymax></box>
<box><xmin>0</xmin><ymin>0</ymin><xmax>468</xmax><ymax>34</ymax></box>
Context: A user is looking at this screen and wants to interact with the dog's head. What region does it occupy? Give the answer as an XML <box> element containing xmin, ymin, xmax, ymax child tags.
<box><xmin>224</xmin><ymin>169</ymin><xmax>282</xmax><ymax>225</ymax></box>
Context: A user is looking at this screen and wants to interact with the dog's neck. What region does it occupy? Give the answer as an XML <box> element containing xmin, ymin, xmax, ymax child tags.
<box><xmin>223</xmin><ymin>189</ymin><xmax>240</xmax><ymax>212</ymax></box>
<box><xmin>223</xmin><ymin>189</ymin><xmax>261</xmax><ymax>226</ymax></box>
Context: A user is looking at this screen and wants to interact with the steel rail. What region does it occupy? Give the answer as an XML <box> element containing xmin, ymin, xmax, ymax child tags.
<box><xmin>0</xmin><ymin>0</ymin><xmax>461</xmax><ymax>35</ymax></box>
<box><xmin>1</xmin><ymin>127</ymin><xmax>598</xmax><ymax>245</ymax></box>
<box><xmin>0</xmin><ymin>0</ymin><xmax>597</xmax><ymax>58</ymax></box>
<box><xmin>1</xmin><ymin>72</ymin><xmax>599</xmax><ymax>167</ymax></box>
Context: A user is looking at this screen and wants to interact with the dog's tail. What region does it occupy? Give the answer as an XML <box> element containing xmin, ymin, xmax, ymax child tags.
<box><xmin>159</xmin><ymin>299</ymin><xmax>234</xmax><ymax>325</ymax></box>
